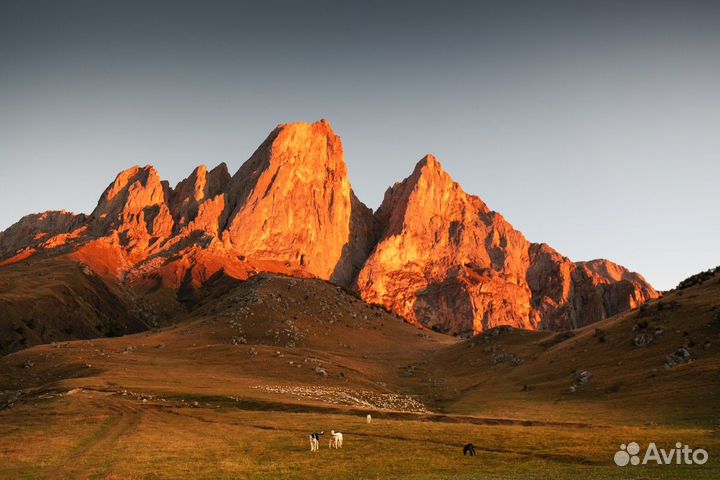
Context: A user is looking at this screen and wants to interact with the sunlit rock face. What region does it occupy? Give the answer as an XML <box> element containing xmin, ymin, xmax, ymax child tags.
<box><xmin>0</xmin><ymin>120</ymin><xmax>376</xmax><ymax>289</ymax></box>
<box><xmin>89</xmin><ymin>165</ymin><xmax>175</xmax><ymax>260</ymax></box>
<box><xmin>0</xmin><ymin>210</ymin><xmax>87</xmax><ymax>260</ymax></box>
<box><xmin>169</xmin><ymin>163</ymin><xmax>231</xmax><ymax>235</ymax></box>
<box><xmin>356</xmin><ymin>155</ymin><xmax>659</xmax><ymax>335</ymax></box>
<box><xmin>221</xmin><ymin>120</ymin><xmax>375</xmax><ymax>285</ymax></box>
<box><xmin>0</xmin><ymin>119</ymin><xmax>657</xmax><ymax>333</ymax></box>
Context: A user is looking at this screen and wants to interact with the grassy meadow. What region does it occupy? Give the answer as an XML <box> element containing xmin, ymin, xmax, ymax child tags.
<box><xmin>1</xmin><ymin>389</ymin><xmax>718</xmax><ymax>480</ymax></box>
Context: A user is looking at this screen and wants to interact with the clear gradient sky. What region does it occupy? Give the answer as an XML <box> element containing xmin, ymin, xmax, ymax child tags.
<box><xmin>1</xmin><ymin>0</ymin><xmax>718</xmax><ymax>290</ymax></box>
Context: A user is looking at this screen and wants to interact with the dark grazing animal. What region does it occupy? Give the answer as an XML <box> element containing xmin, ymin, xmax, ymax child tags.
<box><xmin>309</xmin><ymin>431</ymin><xmax>324</xmax><ymax>451</ymax></box>
<box><xmin>463</xmin><ymin>443</ymin><xmax>476</xmax><ymax>456</ymax></box>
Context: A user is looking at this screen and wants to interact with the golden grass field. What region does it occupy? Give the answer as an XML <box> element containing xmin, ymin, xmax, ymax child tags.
<box><xmin>1</xmin><ymin>273</ymin><xmax>718</xmax><ymax>479</ymax></box>
<box><xmin>2</xmin><ymin>391</ymin><xmax>718</xmax><ymax>480</ymax></box>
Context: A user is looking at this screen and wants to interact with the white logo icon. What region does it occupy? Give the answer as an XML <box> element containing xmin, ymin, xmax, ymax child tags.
<box><xmin>614</xmin><ymin>442</ymin><xmax>641</xmax><ymax>466</ymax></box>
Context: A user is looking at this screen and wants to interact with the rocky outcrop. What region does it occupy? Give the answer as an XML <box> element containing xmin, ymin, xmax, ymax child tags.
<box><xmin>527</xmin><ymin>246</ymin><xmax>658</xmax><ymax>330</ymax></box>
<box><xmin>356</xmin><ymin>155</ymin><xmax>536</xmax><ymax>334</ymax></box>
<box><xmin>169</xmin><ymin>163</ymin><xmax>230</xmax><ymax>235</ymax></box>
<box><xmin>220</xmin><ymin>120</ymin><xmax>375</xmax><ymax>285</ymax></box>
<box><xmin>0</xmin><ymin>119</ymin><xmax>658</xmax><ymax>339</ymax></box>
<box><xmin>570</xmin><ymin>259</ymin><xmax>659</xmax><ymax>326</ymax></box>
<box><xmin>89</xmin><ymin>165</ymin><xmax>174</xmax><ymax>260</ymax></box>
<box><xmin>0</xmin><ymin>210</ymin><xmax>87</xmax><ymax>259</ymax></box>
<box><xmin>356</xmin><ymin>155</ymin><xmax>659</xmax><ymax>335</ymax></box>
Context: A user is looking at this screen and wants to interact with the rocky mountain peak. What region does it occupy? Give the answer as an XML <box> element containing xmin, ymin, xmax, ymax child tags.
<box><xmin>91</xmin><ymin>165</ymin><xmax>168</xmax><ymax>223</ymax></box>
<box><xmin>219</xmin><ymin>120</ymin><xmax>372</xmax><ymax>283</ymax></box>
<box><xmin>0</xmin><ymin>119</ymin><xmax>658</xmax><ymax>336</ymax></box>
<box><xmin>358</xmin><ymin>153</ymin><xmax>659</xmax><ymax>335</ymax></box>
<box><xmin>170</xmin><ymin>163</ymin><xmax>230</xmax><ymax>233</ymax></box>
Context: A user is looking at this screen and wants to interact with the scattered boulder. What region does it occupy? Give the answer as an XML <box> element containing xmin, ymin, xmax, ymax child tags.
<box><xmin>314</xmin><ymin>367</ymin><xmax>327</xmax><ymax>377</ymax></box>
<box><xmin>402</xmin><ymin>365</ymin><xmax>416</xmax><ymax>377</ymax></box>
<box><xmin>492</xmin><ymin>353</ymin><xmax>523</xmax><ymax>366</ymax></box>
<box><xmin>665</xmin><ymin>347</ymin><xmax>692</xmax><ymax>368</ymax></box>
<box><xmin>633</xmin><ymin>332</ymin><xmax>654</xmax><ymax>347</ymax></box>
<box><xmin>574</xmin><ymin>370</ymin><xmax>592</xmax><ymax>385</ymax></box>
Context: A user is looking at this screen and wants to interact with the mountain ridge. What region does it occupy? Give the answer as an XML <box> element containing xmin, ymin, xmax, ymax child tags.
<box><xmin>0</xmin><ymin>119</ymin><xmax>658</xmax><ymax>352</ymax></box>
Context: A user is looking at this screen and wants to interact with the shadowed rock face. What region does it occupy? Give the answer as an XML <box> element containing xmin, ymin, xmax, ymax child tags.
<box><xmin>0</xmin><ymin>120</ymin><xmax>657</xmax><ymax>338</ymax></box>
<box><xmin>356</xmin><ymin>155</ymin><xmax>659</xmax><ymax>335</ymax></box>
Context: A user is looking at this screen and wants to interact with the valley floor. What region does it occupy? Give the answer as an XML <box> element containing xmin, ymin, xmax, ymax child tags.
<box><xmin>1</xmin><ymin>389</ymin><xmax>718</xmax><ymax>480</ymax></box>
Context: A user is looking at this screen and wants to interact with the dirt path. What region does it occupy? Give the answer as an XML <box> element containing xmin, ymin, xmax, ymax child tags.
<box><xmin>43</xmin><ymin>407</ymin><xmax>141</xmax><ymax>479</ymax></box>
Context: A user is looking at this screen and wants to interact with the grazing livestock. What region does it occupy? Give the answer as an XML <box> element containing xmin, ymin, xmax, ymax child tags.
<box><xmin>329</xmin><ymin>430</ymin><xmax>343</xmax><ymax>449</ymax></box>
<box><xmin>463</xmin><ymin>443</ymin><xmax>476</xmax><ymax>456</ymax></box>
<box><xmin>309</xmin><ymin>432</ymin><xmax>323</xmax><ymax>451</ymax></box>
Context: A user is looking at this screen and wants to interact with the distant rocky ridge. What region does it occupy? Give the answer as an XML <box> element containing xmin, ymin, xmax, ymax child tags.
<box><xmin>356</xmin><ymin>155</ymin><xmax>657</xmax><ymax>334</ymax></box>
<box><xmin>0</xmin><ymin>119</ymin><xmax>658</xmax><ymax>338</ymax></box>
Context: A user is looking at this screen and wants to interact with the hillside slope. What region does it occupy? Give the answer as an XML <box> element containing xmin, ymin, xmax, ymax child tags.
<box><xmin>1</xmin><ymin>270</ymin><xmax>716</xmax><ymax>427</ymax></box>
<box><xmin>0</xmin><ymin>274</ymin><xmax>455</xmax><ymax>411</ymax></box>
<box><xmin>429</xmin><ymin>268</ymin><xmax>720</xmax><ymax>426</ymax></box>
<box><xmin>0</xmin><ymin>258</ymin><xmax>155</xmax><ymax>355</ymax></box>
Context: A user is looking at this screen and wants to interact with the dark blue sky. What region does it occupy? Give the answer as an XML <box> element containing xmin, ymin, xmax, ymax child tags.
<box><xmin>1</xmin><ymin>0</ymin><xmax>719</xmax><ymax>289</ymax></box>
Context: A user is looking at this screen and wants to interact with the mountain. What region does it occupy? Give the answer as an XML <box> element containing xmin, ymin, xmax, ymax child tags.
<box><xmin>356</xmin><ymin>155</ymin><xmax>658</xmax><ymax>335</ymax></box>
<box><xmin>0</xmin><ymin>120</ymin><xmax>657</xmax><ymax>353</ymax></box>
